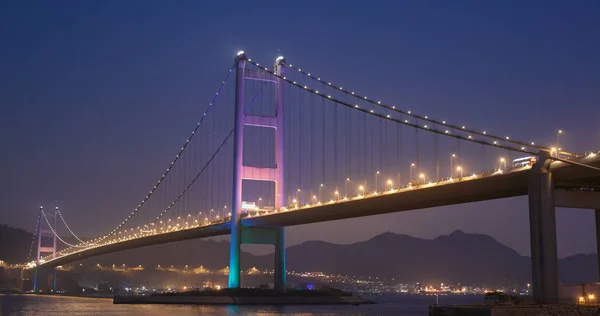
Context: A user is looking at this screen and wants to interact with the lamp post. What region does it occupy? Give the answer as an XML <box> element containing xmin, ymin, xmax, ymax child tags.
<box><xmin>358</xmin><ymin>185</ymin><xmax>364</xmax><ymax>196</ymax></box>
<box><xmin>334</xmin><ymin>190</ymin><xmax>339</xmax><ymax>201</ymax></box>
<box><xmin>319</xmin><ymin>184</ymin><xmax>323</xmax><ymax>202</ymax></box>
<box><xmin>419</xmin><ymin>173</ymin><xmax>426</xmax><ymax>184</ymax></box>
<box><xmin>410</xmin><ymin>163</ymin><xmax>416</xmax><ymax>181</ymax></box>
<box><xmin>387</xmin><ymin>179</ymin><xmax>393</xmax><ymax>191</ymax></box>
<box><xmin>375</xmin><ymin>171</ymin><xmax>380</xmax><ymax>193</ymax></box>
<box><xmin>450</xmin><ymin>154</ymin><xmax>456</xmax><ymax>178</ymax></box>
<box><xmin>258</xmin><ymin>197</ymin><xmax>262</xmax><ymax>209</ymax></box>
<box><xmin>499</xmin><ymin>157</ymin><xmax>506</xmax><ymax>171</ymax></box>
<box><xmin>457</xmin><ymin>166</ymin><xmax>463</xmax><ymax>178</ymax></box>
<box><xmin>210</xmin><ymin>209</ymin><xmax>214</xmax><ymax>221</ymax></box>
<box><xmin>557</xmin><ymin>130</ymin><xmax>562</xmax><ymax>158</ymax></box>
<box><xmin>345</xmin><ymin>178</ymin><xmax>350</xmax><ymax>199</ymax></box>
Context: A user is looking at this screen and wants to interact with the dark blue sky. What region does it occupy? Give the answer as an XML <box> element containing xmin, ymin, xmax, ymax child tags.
<box><xmin>1</xmin><ymin>0</ymin><xmax>599</xmax><ymax>257</ymax></box>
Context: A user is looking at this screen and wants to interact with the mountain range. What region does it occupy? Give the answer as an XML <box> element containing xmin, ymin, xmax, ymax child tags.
<box><xmin>1</xmin><ymin>224</ymin><xmax>598</xmax><ymax>285</ymax></box>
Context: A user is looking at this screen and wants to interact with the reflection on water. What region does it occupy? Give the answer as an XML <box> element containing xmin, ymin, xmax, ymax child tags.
<box><xmin>0</xmin><ymin>294</ymin><xmax>482</xmax><ymax>316</ymax></box>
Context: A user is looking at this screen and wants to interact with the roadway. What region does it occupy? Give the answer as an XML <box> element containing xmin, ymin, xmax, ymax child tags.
<box><xmin>32</xmin><ymin>153</ymin><xmax>600</xmax><ymax>268</ymax></box>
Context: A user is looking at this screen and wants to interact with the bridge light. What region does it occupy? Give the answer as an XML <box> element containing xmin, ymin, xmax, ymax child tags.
<box><xmin>237</xmin><ymin>50</ymin><xmax>244</xmax><ymax>56</ymax></box>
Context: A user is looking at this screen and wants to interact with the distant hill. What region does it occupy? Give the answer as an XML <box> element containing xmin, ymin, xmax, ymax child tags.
<box><xmin>0</xmin><ymin>224</ymin><xmax>597</xmax><ymax>285</ymax></box>
<box><xmin>253</xmin><ymin>230</ymin><xmax>532</xmax><ymax>285</ymax></box>
<box><xmin>0</xmin><ymin>225</ymin><xmax>34</xmax><ymax>263</ymax></box>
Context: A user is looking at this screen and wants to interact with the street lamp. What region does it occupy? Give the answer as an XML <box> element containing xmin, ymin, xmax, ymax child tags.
<box><xmin>258</xmin><ymin>197</ymin><xmax>262</xmax><ymax>209</ymax></box>
<box><xmin>345</xmin><ymin>178</ymin><xmax>350</xmax><ymax>199</ymax></box>
<box><xmin>319</xmin><ymin>184</ymin><xmax>323</xmax><ymax>202</ymax></box>
<box><xmin>387</xmin><ymin>179</ymin><xmax>393</xmax><ymax>191</ymax></box>
<box><xmin>334</xmin><ymin>190</ymin><xmax>339</xmax><ymax>201</ymax></box>
<box><xmin>419</xmin><ymin>173</ymin><xmax>426</xmax><ymax>184</ymax></box>
<box><xmin>210</xmin><ymin>209</ymin><xmax>214</xmax><ymax>221</ymax></box>
<box><xmin>358</xmin><ymin>185</ymin><xmax>364</xmax><ymax>196</ymax></box>
<box><xmin>292</xmin><ymin>198</ymin><xmax>297</xmax><ymax>207</ymax></box>
<box><xmin>499</xmin><ymin>157</ymin><xmax>506</xmax><ymax>171</ymax></box>
<box><xmin>410</xmin><ymin>163</ymin><xmax>416</xmax><ymax>181</ymax></box>
<box><xmin>457</xmin><ymin>166</ymin><xmax>463</xmax><ymax>178</ymax></box>
<box><xmin>223</xmin><ymin>205</ymin><xmax>227</xmax><ymax>220</ymax></box>
<box><xmin>296</xmin><ymin>188</ymin><xmax>301</xmax><ymax>205</ymax></box>
<box><xmin>197</xmin><ymin>211</ymin><xmax>202</xmax><ymax>223</ymax></box>
<box><xmin>557</xmin><ymin>130</ymin><xmax>562</xmax><ymax>158</ymax></box>
<box><xmin>450</xmin><ymin>154</ymin><xmax>456</xmax><ymax>178</ymax></box>
<box><xmin>375</xmin><ymin>171</ymin><xmax>380</xmax><ymax>193</ymax></box>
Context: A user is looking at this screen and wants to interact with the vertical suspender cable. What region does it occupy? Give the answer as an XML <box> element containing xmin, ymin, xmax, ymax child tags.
<box><xmin>397</xmin><ymin>114</ymin><xmax>402</xmax><ymax>186</ymax></box>
<box><xmin>415</xmin><ymin>119</ymin><xmax>420</xmax><ymax>179</ymax></box>
<box><xmin>334</xmin><ymin>93</ymin><xmax>338</xmax><ymax>189</ymax></box>
<box><xmin>322</xmin><ymin>96</ymin><xmax>325</xmax><ymax>187</ymax></box>
<box><xmin>310</xmin><ymin>88</ymin><xmax>314</xmax><ymax>196</ymax></box>
<box><xmin>435</xmin><ymin>126</ymin><xmax>439</xmax><ymax>181</ymax></box>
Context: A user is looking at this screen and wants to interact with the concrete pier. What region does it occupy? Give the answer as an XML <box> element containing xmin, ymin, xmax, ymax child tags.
<box><xmin>596</xmin><ymin>209</ymin><xmax>600</xmax><ymax>281</ymax></box>
<box><xmin>528</xmin><ymin>152</ymin><xmax>559</xmax><ymax>304</ymax></box>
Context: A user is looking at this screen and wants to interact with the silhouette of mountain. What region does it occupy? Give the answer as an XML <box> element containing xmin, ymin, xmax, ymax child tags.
<box><xmin>0</xmin><ymin>225</ymin><xmax>34</xmax><ymax>263</ymax></box>
<box><xmin>1</xmin><ymin>224</ymin><xmax>597</xmax><ymax>285</ymax></box>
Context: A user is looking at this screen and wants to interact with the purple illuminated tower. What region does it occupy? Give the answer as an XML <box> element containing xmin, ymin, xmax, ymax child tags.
<box><xmin>229</xmin><ymin>52</ymin><xmax>286</xmax><ymax>290</ymax></box>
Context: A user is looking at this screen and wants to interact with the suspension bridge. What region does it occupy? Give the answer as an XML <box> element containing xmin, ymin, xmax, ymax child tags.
<box><xmin>6</xmin><ymin>51</ymin><xmax>600</xmax><ymax>304</ymax></box>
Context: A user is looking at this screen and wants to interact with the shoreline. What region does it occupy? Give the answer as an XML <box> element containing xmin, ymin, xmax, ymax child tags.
<box><xmin>113</xmin><ymin>289</ymin><xmax>374</xmax><ymax>306</ymax></box>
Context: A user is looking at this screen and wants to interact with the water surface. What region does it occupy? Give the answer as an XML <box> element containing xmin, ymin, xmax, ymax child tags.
<box><xmin>0</xmin><ymin>294</ymin><xmax>483</xmax><ymax>316</ymax></box>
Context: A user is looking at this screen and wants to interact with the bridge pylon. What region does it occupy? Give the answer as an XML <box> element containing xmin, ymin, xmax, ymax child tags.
<box><xmin>33</xmin><ymin>206</ymin><xmax>58</xmax><ymax>292</ymax></box>
<box><xmin>229</xmin><ymin>52</ymin><xmax>286</xmax><ymax>291</ymax></box>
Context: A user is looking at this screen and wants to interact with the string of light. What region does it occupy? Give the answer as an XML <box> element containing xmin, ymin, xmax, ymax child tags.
<box><xmin>40</xmin><ymin>208</ymin><xmax>86</xmax><ymax>248</ymax></box>
<box><xmin>26</xmin><ymin>211</ymin><xmax>41</xmax><ymax>262</ymax></box>
<box><xmin>277</xmin><ymin>61</ymin><xmax>561</xmax><ymax>155</ymax></box>
<box><xmin>246</xmin><ymin>59</ymin><xmax>538</xmax><ymax>155</ymax></box>
<box><xmin>152</xmin><ymin>129</ymin><xmax>234</xmax><ymax>223</ymax></box>
<box><xmin>151</xmin><ymin>77</ymin><xmax>266</xmax><ymax>223</ymax></box>
<box><xmin>92</xmin><ymin>63</ymin><xmax>236</xmax><ymax>244</ymax></box>
<box><xmin>56</xmin><ymin>208</ymin><xmax>85</xmax><ymax>244</ymax></box>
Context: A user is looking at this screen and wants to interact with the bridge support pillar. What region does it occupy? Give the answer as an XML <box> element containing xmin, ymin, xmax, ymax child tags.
<box><xmin>229</xmin><ymin>52</ymin><xmax>286</xmax><ymax>290</ymax></box>
<box><xmin>528</xmin><ymin>152</ymin><xmax>559</xmax><ymax>304</ymax></box>
<box><xmin>273</xmin><ymin>227</ymin><xmax>286</xmax><ymax>291</ymax></box>
<box><xmin>595</xmin><ymin>210</ymin><xmax>600</xmax><ymax>282</ymax></box>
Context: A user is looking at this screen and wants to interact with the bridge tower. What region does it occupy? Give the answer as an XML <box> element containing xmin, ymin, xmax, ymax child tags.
<box><xmin>33</xmin><ymin>206</ymin><xmax>58</xmax><ymax>292</ymax></box>
<box><xmin>229</xmin><ymin>52</ymin><xmax>286</xmax><ymax>290</ymax></box>
<box><xmin>528</xmin><ymin>151</ymin><xmax>559</xmax><ymax>303</ymax></box>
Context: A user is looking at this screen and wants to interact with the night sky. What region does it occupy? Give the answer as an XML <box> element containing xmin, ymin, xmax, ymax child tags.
<box><xmin>1</xmin><ymin>1</ymin><xmax>599</xmax><ymax>258</ymax></box>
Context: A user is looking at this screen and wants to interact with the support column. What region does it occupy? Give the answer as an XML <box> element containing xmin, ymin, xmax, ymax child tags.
<box><xmin>273</xmin><ymin>227</ymin><xmax>286</xmax><ymax>291</ymax></box>
<box><xmin>528</xmin><ymin>151</ymin><xmax>559</xmax><ymax>303</ymax></box>
<box><xmin>595</xmin><ymin>210</ymin><xmax>600</xmax><ymax>282</ymax></box>
<box><xmin>33</xmin><ymin>206</ymin><xmax>43</xmax><ymax>292</ymax></box>
<box><xmin>228</xmin><ymin>52</ymin><xmax>246</xmax><ymax>289</ymax></box>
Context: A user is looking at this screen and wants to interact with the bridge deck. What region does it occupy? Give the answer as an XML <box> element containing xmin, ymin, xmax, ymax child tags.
<box><xmin>32</xmin><ymin>154</ymin><xmax>600</xmax><ymax>268</ymax></box>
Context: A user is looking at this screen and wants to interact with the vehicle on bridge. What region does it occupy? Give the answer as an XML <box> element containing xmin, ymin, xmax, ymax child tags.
<box><xmin>512</xmin><ymin>156</ymin><xmax>537</xmax><ymax>169</ymax></box>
